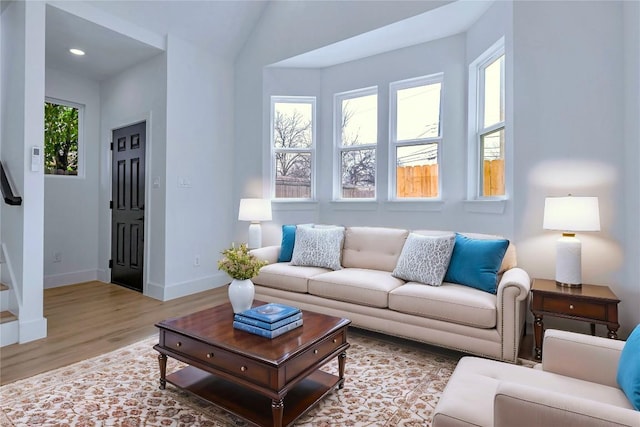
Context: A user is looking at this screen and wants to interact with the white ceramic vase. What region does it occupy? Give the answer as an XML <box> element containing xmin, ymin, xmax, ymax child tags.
<box><xmin>228</xmin><ymin>278</ymin><xmax>255</xmax><ymax>314</ymax></box>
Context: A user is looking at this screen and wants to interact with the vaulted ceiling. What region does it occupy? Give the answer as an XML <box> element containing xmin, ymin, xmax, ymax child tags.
<box><xmin>45</xmin><ymin>0</ymin><xmax>268</xmax><ymax>81</ymax></box>
<box><xmin>43</xmin><ymin>0</ymin><xmax>492</xmax><ymax>82</ymax></box>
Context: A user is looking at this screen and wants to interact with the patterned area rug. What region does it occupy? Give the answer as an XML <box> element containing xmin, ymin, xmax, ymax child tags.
<box><xmin>0</xmin><ymin>332</ymin><xmax>459</xmax><ymax>426</ymax></box>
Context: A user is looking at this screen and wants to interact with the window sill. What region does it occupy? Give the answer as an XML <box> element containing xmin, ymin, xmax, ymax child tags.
<box><xmin>384</xmin><ymin>200</ymin><xmax>445</xmax><ymax>212</ymax></box>
<box><xmin>463</xmin><ymin>199</ymin><xmax>507</xmax><ymax>214</ymax></box>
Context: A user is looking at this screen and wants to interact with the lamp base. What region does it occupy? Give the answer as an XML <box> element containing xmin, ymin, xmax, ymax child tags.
<box><xmin>555</xmin><ymin>234</ymin><xmax>582</xmax><ymax>287</ymax></box>
<box><xmin>555</xmin><ymin>280</ymin><xmax>582</xmax><ymax>288</ymax></box>
<box><xmin>247</xmin><ymin>222</ymin><xmax>262</xmax><ymax>249</ymax></box>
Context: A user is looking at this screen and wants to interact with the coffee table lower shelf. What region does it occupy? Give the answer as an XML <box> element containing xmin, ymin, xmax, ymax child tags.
<box><xmin>166</xmin><ymin>366</ymin><xmax>340</xmax><ymax>427</ymax></box>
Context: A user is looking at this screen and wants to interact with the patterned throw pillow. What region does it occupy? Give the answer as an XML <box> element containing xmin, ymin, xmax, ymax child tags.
<box><xmin>290</xmin><ymin>226</ymin><xmax>345</xmax><ymax>270</ymax></box>
<box><xmin>392</xmin><ymin>233</ymin><xmax>456</xmax><ymax>286</ymax></box>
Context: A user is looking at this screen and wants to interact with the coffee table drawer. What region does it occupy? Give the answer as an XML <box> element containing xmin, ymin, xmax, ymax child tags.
<box><xmin>163</xmin><ymin>332</ymin><xmax>271</xmax><ymax>386</ymax></box>
<box><xmin>542</xmin><ymin>298</ymin><xmax>606</xmax><ymax>320</ymax></box>
<box><xmin>286</xmin><ymin>329</ymin><xmax>346</xmax><ymax>382</ymax></box>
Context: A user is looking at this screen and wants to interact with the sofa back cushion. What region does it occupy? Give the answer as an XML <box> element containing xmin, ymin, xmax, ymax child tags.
<box><xmin>413</xmin><ymin>230</ymin><xmax>517</xmax><ymax>274</ymax></box>
<box><xmin>342</xmin><ymin>226</ymin><xmax>409</xmax><ymax>272</ymax></box>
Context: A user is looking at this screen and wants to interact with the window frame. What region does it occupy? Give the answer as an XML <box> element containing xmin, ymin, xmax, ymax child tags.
<box><xmin>270</xmin><ymin>96</ymin><xmax>316</xmax><ymax>201</ymax></box>
<box><xmin>468</xmin><ymin>38</ymin><xmax>506</xmax><ymax>200</ymax></box>
<box><xmin>333</xmin><ymin>86</ymin><xmax>378</xmax><ymax>201</ymax></box>
<box><xmin>389</xmin><ymin>73</ymin><xmax>444</xmax><ymax>201</ymax></box>
<box><xmin>44</xmin><ymin>97</ymin><xmax>85</xmax><ymax>179</ymax></box>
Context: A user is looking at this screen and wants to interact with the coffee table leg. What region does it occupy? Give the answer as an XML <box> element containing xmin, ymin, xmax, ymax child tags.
<box><xmin>158</xmin><ymin>353</ymin><xmax>167</xmax><ymax>390</ymax></box>
<box><xmin>338</xmin><ymin>351</ymin><xmax>347</xmax><ymax>389</ymax></box>
<box><xmin>272</xmin><ymin>398</ymin><xmax>284</xmax><ymax>427</ymax></box>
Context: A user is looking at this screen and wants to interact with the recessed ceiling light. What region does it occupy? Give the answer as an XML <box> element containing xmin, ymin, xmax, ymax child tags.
<box><xmin>69</xmin><ymin>48</ymin><xmax>85</xmax><ymax>56</ymax></box>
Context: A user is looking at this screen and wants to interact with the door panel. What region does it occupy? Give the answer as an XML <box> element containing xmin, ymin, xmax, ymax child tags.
<box><xmin>111</xmin><ymin>122</ymin><xmax>145</xmax><ymax>292</ymax></box>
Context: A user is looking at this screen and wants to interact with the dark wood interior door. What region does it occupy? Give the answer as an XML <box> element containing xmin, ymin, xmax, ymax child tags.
<box><xmin>111</xmin><ymin>122</ymin><xmax>145</xmax><ymax>292</ymax></box>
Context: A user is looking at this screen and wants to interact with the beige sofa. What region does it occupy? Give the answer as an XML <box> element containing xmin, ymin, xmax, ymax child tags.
<box><xmin>433</xmin><ymin>329</ymin><xmax>640</xmax><ymax>427</ymax></box>
<box><xmin>251</xmin><ymin>226</ymin><xmax>531</xmax><ymax>362</ymax></box>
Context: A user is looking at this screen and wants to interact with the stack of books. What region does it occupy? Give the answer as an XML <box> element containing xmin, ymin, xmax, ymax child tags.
<box><xmin>233</xmin><ymin>303</ymin><xmax>303</xmax><ymax>339</ymax></box>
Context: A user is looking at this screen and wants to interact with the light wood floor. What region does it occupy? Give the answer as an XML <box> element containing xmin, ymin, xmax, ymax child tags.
<box><xmin>0</xmin><ymin>281</ymin><xmax>537</xmax><ymax>386</ymax></box>
<box><xmin>0</xmin><ymin>281</ymin><xmax>229</xmax><ymax>386</ymax></box>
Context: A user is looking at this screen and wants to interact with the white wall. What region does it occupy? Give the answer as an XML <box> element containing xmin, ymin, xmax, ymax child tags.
<box><xmin>43</xmin><ymin>68</ymin><xmax>100</xmax><ymax>288</ymax></box>
<box><xmin>162</xmin><ymin>35</ymin><xmax>234</xmax><ymax>300</ymax></box>
<box><xmin>240</xmin><ymin>1</ymin><xmax>640</xmax><ymax>336</ymax></box>
<box><xmin>261</xmin><ymin>35</ymin><xmax>486</xmax><ymax>243</ymax></box>
<box><xmin>622</xmin><ymin>0</ymin><xmax>640</xmax><ymax>332</ymax></box>
<box><xmin>235</xmin><ymin>1</ymin><xmax>454</xmax><ymax>241</ymax></box>
<box><xmin>0</xmin><ymin>0</ymin><xmax>47</xmax><ymax>342</ymax></box>
<box><xmin>100</xmin><ymin>52</ymin><xmax>167</xmax><ymax>293</ymax></box>
<box><xmin>513</xmin><ymin>1</ymin><xmax>637</xmax><ymax>335</ymax></box>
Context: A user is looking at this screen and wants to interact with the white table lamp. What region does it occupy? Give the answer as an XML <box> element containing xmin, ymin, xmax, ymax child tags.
<box><xmin>238</xmin><ymin>198</ymin><xmax>272</xmax><ymax>249</ymax></box>
<box><xmin>543</xmin><ymin>196</ymin><xmax>600</xmax><ymax>287</ymax></box>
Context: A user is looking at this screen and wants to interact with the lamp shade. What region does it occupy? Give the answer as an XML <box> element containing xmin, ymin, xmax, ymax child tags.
<box><xmin>543</xmin><ymin>196</ymin><xmax>600</xmax><ymax>232</ymax></box>
<box><xmin>238</xmin><ymin>198</ymin><xmax>272</xmax><ymax>222</ymax></box>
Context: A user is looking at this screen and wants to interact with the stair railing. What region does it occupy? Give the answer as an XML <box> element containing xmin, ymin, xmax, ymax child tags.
<box><xmin>0</xmin><ymin>161</ymin><xmax>22</xmax><ymax>206</ymax></box>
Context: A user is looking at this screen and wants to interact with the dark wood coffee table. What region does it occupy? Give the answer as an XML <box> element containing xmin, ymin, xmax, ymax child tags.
<box><xmin>154</xmin><ymin>301</ymin><xmax>351</xmax><ymax>427</ymax></box>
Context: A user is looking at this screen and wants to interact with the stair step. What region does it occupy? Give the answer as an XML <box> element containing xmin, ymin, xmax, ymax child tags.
<box><xmin>0</xmin><ymin>310</ymin><xmax>17</xmax><ymax>324</ymax></box>
<box><xmin>0</xmin><ymin>283</ymin><xmax>8</xmax><ymax>292</ymax></box>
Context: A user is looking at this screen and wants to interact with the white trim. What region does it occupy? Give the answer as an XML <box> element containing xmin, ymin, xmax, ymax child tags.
<box><xmin>269</xmin><ymin>96</ymin><xmax>316</xmax><ymax>201</ymax></box>
<box><xmin>467</xmin><ymin>37</ymin><xmax>507</xmax><ymax>201</ymax></box>
<box><xmin>44</xmin><ymin>97</ymin><xmax>85</xmax><ymax>178</ymax></box>
<box><xmin>333</xmin><ymin>86</ymin><xmax>378</xmax><ymax>201</ymax></box>
<box><xmin>389</xmin><ymin>73</ymin><xmax>444</xmax><ymax>201</ymax></box>
<box><xmin>44</xmin><ymin>269</ymin><xmax>99</xmax><ymax>289</ymax></box>
<box><xmin>17</xmin><ymin>316</ymin><xmax>47</xmax><ymax>344</ymax></box>
<box><xmin>148</xmin><ymin>272</ymin><xmax>229</xmax><ymax>302</ymax></box>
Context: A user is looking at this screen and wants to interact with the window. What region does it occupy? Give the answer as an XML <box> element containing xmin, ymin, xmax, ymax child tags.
<box><xmin>271</xmin><ymin>97</ymin><xmax>315</xmax><ymax>199</ymax></box>
<box><xmin>471</xmin><ymin>40</ymin><xmax>505</xmax><ymax>198</ymax></box>
<box><xmin>390</xmin><ymin>74</ymin><xmax>443</xmax><ymax>199</ymax></box>
<box><xmin>335</xmin><ymin>88</ymin><xmax>377</xmax><ymax>200</ymax></box>
<box><xmin>44</xmin><ymin>99</ymin><xmax>83</xmax><ymax>176</ymax></box>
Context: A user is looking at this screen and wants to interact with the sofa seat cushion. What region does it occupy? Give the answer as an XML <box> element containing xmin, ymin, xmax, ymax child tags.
<box><xmin>434</xmin><ymin>356</ymin><xmax>635</xmax><ymax>427</ymax></box>
<box><xmin>253</xmin><ymin>263</ymin><xmax>330</xmax><ymax>293</ymax></box>
<box><xmin>308</xmin><ymin>268</ymin><xmax>405</xmax><ymax>308</ymax></box>
<box><xmin>388</xmin><ymin>282</ymin><xmax>497</xmax><ymax>329</ymax></box>
<box><xmin>342</xmin><ymin>227</ymin><xmax>409</xmax><ymax>271</ymax></box>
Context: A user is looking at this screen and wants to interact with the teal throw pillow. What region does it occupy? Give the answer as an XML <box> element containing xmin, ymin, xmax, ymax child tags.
<box><xmin>443</xmin><ymin>233</ymin><xmax>509</xmax><ymax>294</ymax></box>
<box><xmin>277</xmin><ymin>225</ymin><xmax>296</xmax><ymax>263</ymax></box>
<box><xmin>617</xmin><ymin>323</ymin><xmax>640</xmax><ymax>410</ymax></box>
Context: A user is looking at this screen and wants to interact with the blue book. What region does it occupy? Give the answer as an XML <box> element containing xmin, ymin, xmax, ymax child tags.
<box><xmin>239</xmin><ymin>303</ymin><xmax>301</xmax><ymax>324</ymax></box>
<box><xmin>234</xmin><ymin>312</ymin><xmax>303</xmax><ymax>331</ymax></box>
<box><xmin>233</xmin><ymin>318</ymin><xmax>304</xmax><ymax>339</ymax></box>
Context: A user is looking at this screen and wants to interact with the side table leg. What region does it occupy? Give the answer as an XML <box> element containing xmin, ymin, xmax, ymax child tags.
<box><xmin>590</xmin><ymin>323</ymin><xmax>596</xmax><ymax>336</ymax></box>
<box><xmin>271</xmin><ymin>398</ymin><xmax>284</xmax><ymax>427</ymax></box>
<box><xmin>338</xmin><ymin>351</ymin><xmax>347</xmax><ymax>389</ymax></box>
<box><xmin>533</xmin><ymin>315</ymin><xmax>543</xmax><ymax>361</ymax></box>
<box><xmin>158</xmin><ymin>353</ymin><xmax>167</xmax><ymax>390</ymax></box>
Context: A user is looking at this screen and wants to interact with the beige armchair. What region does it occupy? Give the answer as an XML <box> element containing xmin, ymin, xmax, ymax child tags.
<box><xmin>433</xmin><ymin>329</ymin><xmax>640</xmax><ymax>427</ymax></box>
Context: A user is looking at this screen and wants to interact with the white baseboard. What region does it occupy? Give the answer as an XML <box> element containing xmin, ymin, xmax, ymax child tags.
<box><xmin>146</xmin><ymin>273</ymin><xmax>229</xmax><ymax>301</ymax></box>
<box><xmin>0</xmin><ymin>320</ymin><xmax>18</xmax><ymax>347</ymax></box>
<box><xmin>18</xmin><ymin>316</ymin><xmax>47</xmax><ymax>343</ymax></box>
<box><xmin>44</xmin><ymin>269</ymin><xmax>99</xmax><ymax>289</ymax></box>
<box><xmin>97</xmin><ymin>268</ymin><xmax>110</xmax><ymax>283</ymax></box>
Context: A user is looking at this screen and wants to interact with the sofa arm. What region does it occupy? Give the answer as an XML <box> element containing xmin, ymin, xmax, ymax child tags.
<box><xmin>249</xmin><ymin>246</ymin><xmax>280</xmax><ymax>265</ymax></box>
<box><xmin>494</xmin><ymin>381</ymin><xmax>640</xmax><ymax>427</ymax></box>
<box><xmin>496</xmin><ymin>267</ymin><xmax>531</xmax><ymax>362</ymax></box>
<box><xmin>541</xmin><ymin>329</ymin><xmax>625</xmax><ymax>388</ymax></box>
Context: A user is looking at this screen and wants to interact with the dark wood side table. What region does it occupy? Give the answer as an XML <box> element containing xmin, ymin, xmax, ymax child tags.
<box><xmin>530</xmin><ymin>278</ymin><xmax>620</xmax><ymax>361</ymax></box>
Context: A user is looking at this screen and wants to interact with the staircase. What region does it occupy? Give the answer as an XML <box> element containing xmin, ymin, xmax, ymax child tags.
<box><xmin>0</xmin><ymin>282</ymin><xmax>19</xmax><ymax>346</ymax></box>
